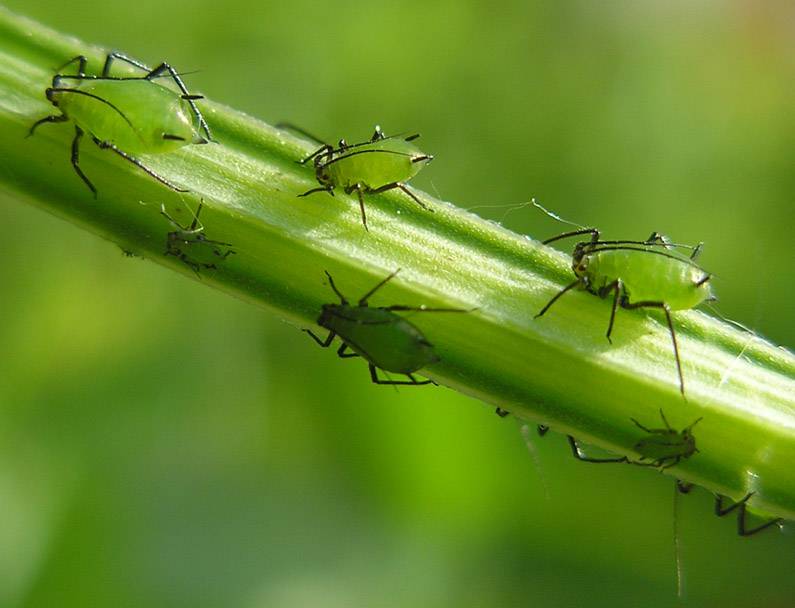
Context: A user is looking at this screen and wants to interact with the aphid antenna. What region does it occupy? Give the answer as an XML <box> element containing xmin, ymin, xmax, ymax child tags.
<box><xmin>684</xmin><ymin>417</ymin><xmax>703</xmax><ymax>432</ymax></box>
<box><xmin>703</xmin><ymin>302</ymin><xmax>758</xmax><ymax>337</ymax></box>
<box><xmin>357</xmin><ymin>269</ymin><xmax>402</xmax><ymax>305</ymax></box>
<box><xmin>322</xmin><ymin>270</ymin><xmax>350</xmax><ymax>305</ymax></box>
<box><xmin>532</xmin><ymin>199</ymin><xmax>588</xmax><ymax>230</ymax></box>
<box><xmin>160</xmin><ymin>202</ymin><xmax>205</xmax><ymax>234</ymax></box>
<box><xmin>43</xmin><ymin>87</ymin><xmax>135</xmax><ymax>129</ymax></box>
<box><xmin>658</xmin><ymin>408</ymin><xmax>672</xmax><ymax>430</ymax></box>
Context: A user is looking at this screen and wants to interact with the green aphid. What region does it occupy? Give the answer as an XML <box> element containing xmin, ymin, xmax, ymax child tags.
<box><xmin>283</xmin><ymin>124</ymin><xmax>433</xmax><ymax>231</ymax></box>
<box><xmin>630</xmin><ymin>409</ymin><xmax>701</xmax><ymax>469</ymax></box>
<box><xmin>161</xmin><ymin>201</ymin><xmax>234</xmax><ymax>275</ymax></box>
<box><xmin>29</xmin><ymin>52</ymin><xmax>212</xmax><ymax>196</ymax></box>
<box><xmin>305</xmin><ymin>269</ymin><xmax>470</xmax><ymax>385</ymax></box>
<box><xmin>536</xmin><ymin>228</ymin><xmax>714</xmax><ymax>396</ymax></box>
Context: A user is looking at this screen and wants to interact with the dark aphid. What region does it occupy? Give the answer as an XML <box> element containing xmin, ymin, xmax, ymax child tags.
<box><xmin>161</xmin><ymin>201</ymin><xmax>234</xmax><ymax>275</ymax></box>
<box><xmin>536</xmin><ymin>227</ymin><xmax>714</xmax><ymax>396</ymax></box>
<box><xmin>305</xmin><ymin>269</ymin><xmax>470</xmax><ymax>385</ymax></box>
<box><xmin>282</xmin><ymin>124</ymin><xmax>433</xmax><ymax>231</ymax></box>
<box><xmin>29</xmin><ymin>52</ymin><xmax>212</xmax><ymax>196</ymax></box>
<box><xmin>714</xmin><ymin>492</ymin><xmax>783</xmax><ymax>537</ymax></box>
<box><xmin>630</xmin><ymin>409</ymin><xmax>701</xmax><ymax>469</ymax></box>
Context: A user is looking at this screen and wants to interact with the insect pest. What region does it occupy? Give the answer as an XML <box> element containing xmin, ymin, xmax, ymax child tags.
<box><xmin>305</xmin><ymin>269</ymin><xmax>470</xmax><ymax>385</ymax></box>
<box><xmin>161</xmin><ymin>200</ymin><xmax>235</xmax><ymax>275</ymax></box>
<box><xmin>28</xmin><ymin>52</ymin><xmax>212</xmax><ymax>196</ymax></box>
<box><xmin>629</xmin><ymin>409</ymin><xmax>701</xmax><ymax>469</ymax></box>
<box><xmin>530</xmin><ymin>409</ymin><xmax>700</xmax><ymax>469</ymax></box>
<box><xmin>282</xmin><ymin>124</ymin><xmax>433</xmax><ymax>231</ymax></box>
<box><xmin>535</xmin><ymin>222</ymin><xmax>713</xmax><ymax>396</ymax></box>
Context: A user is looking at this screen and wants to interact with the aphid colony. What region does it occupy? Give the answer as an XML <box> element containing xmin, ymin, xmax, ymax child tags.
<box><xmin>29</xmin><ymin>51</ymin><xmax>783</xmax><ymax>538</ymax></box>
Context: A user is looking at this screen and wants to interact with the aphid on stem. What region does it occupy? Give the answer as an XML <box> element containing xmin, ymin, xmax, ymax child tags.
<box><xmin>161</xmin><ymin>200</ymin><xmax>235</xmax><ymax>276</ymax></box>
<box><xmin>305</xmin><ymin>269</ymin><xmax>472</xmax><ymax>385</ymax></box>
<box><xmin>29</xmin><ymin>52</ymin><xmax>211</xmax><ymax>196</ymax></box>
<box><xmin>534</xmin><ymin>205</ymin><xmax>714</xmax><ymax>396</ymax></box>
<box><xmin>280</xmin><ymin>124</ymin><xmax>433</xmax><ymax>231</ymax></box>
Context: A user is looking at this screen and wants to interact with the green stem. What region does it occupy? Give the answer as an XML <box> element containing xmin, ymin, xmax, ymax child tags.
<box><xmin>1</xmin><ymin>6</ymin><xmax>793</xmax><ymax>520</ymax></box>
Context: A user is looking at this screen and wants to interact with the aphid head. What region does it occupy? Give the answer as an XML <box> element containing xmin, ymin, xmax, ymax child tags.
<box><xmin>314</xmin><ymin>161</ymin><xmax>334</xmax><ymax>188</ymax></box>
<box><xmin>317</xmin><ymin>303</ymin><xmax>339</xmax><ymax>328</ymax></box>
<box><xmin>571</xmin><ymin>243</ymin><xmax>591</xmax><ymax>276</ymax></box>
<box><xmin>679</xmin><ymin>417</ymin><xmax>702</xmax><ymax>453</ymax></box>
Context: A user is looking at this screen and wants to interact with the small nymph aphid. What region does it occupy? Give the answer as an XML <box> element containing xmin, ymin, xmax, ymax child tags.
<box><xmin>29</xmin><ymin>52</ymin><xmax>212</xmax><ymax>196</ymax></box>
<box><xmin>630</xmin><ymin>409</ymin><xmax>701</xmax><ymax>469</ymax></box>
<box><xmin>305</xmin><ymin>269</ymin><xmax>470</xmax><ymax>385</ymax></box>
<box><xmin>532</xmin><ymin>409</ymin><xmax>700</xmax><ymax>469</ymax></box>
<box><xmin>161</xmin><ymin>201</ymin><xmax>234</xmax><ymax>275</ymax></box>
<box><xmin>535</xmin><ymin>226</ymin><xmax>714</xmax><ymax>396</ymax></box>
<box><xmin>283</xmin><ymin>124</ymin><xmax>433</xmax><ymax>231</ymax></box>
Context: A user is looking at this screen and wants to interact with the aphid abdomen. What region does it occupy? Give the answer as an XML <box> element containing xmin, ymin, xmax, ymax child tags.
<box><xmin>586</xmin><ymin>249</ymin><xmax>711</xmax><ymax>309</ymax></box>
<box><xmin>322</xmin><ymin>306</ymin><xmax>439</xmax><ymax>373</ymax></box>
<box><xmin>327</xmin><ymin>150</ymin><xmax>412</xmax><ymax>190</ymax></box>
<box><xmin>55</xmin><ymin>80</ymin><xmax>196</xmax><ymax>154</ymax></box>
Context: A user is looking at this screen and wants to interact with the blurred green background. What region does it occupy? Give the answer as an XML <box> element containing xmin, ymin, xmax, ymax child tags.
<box><xmin>1</xmin><ymin>1</ymin><xmax>793</xmax><ymax>606</ymax></box>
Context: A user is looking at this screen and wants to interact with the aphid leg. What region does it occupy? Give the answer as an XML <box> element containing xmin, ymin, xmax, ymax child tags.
<box><xmin>566</xmin><ymin>436</ymin><xmax>628</xmax><ymax>464</ymax></box>
<box><xmin>358</xmin><ymin>269</ymin><xmax>401</xmax><ymax>306</ymax></box>
<box><xmin>368</xmin><ymin>364</ymin><xmax>433</xmax><ymax>386</ymax></box>
<box><xmin>336</xmin><ymin>343</ymin><xmax>359</xmax><ymax>358</ymax></box>
<box><xmin>304</xmin><ymin>328</ymin><xmax>336</xmax><ymax>347</ymax></box>
<box><xmin>27</xmin><ymin>113</ymin><xmax>68</xmax><ymax>137</ymax></box>
<box><xmin>147</xmin><ymin>62</ymin><xmax>212</xmax><ymax>141</ymax></box>
<box><xmin>160</xmin><ymin>203</ymin><xmax>203</xmax><ymax>234</ymax></box>
<box><xmin>658</xmin><ymin>409</ymin><xmax>673</xmax><ymax>430</ymax></box>
<box><xmin>537</xmin><ymin>425</ymin><xmax>550</xmax><ymax>436</ymax></box>
<box><xmin>690</xmin><ymin>242</ymin><xmax>704</xmax><ymax>261</ymax></box>
<box><xmin>93</xmin><ymin>138</ymin><xmax>188</xmax><ymax>192</ymax></box>
<box><xmin>541</xmin><ymin>228</ymin><xmax>600</xmax><ymax>246</ymax></box>
<box><xmin>102</xmin><ymin>51</ymin><xmax>149</xmax><ymax>77</ymax></box>
<box><xmin>369</xmin><ymin>182</ymin><xmax>431</xmax><ymax>212</ymax></box>
<box><xmin>404</xmin><ymin>133</ymin><xmax>421</xmax><ymax>142</ymax></box>
<box><xmin>676</xmin><ymin>480</ymin><xmax>694</xmax><ymax>494</ymax></box>
<box><xmin>323</xmin><ymin>271</ymin><xmax>349</xmax><ymax>305</ymax></box>
<box><xmin>70</xmin><ymin>126</ymin><xmax>97</xmax><ymax>197</ymax></box>
<box><xmin>629</xmin><ymin>417</ymin><xmax>654</xmax><ymax>434</ymax></box>
<box><xmin>622</xmin><ymin>301</ymin><xmax>684</xmax><ymax>396</ymax></box>
<box><xmin>347</xmin><ymin>186</ymin><xmax>369</xmax><ymax>231</ymax></box>
<box><xmin>297</xmin><ymin>144</ymin><xmax>334</xmax><ymax>165</ymax></box>
<box><xmin>298</xmin><ymin>186</ymin><xmax>335</xmax><ymax>199</ymax></box>
<box><xmin>55</xmin><ymin>55</ymin><xmax>89</xmax><ymax>77</ymax></box>
<box><xmin>714</xmin><ymin>493</ymin><xmax>783</xmax><ymax>537</ymax></box>
<box><xmin>102</xmin><ymin>52</ymin><xmax>212</xmax><ymax>142</ymax></box>
<box><xmin>495</xmin><ymin>407</ymin><xmax>510</xmax><ymax>418</ymax></box>
<box><xmin>598</xmin><ymin>279</ymin><xmax>623</xmax><ymax>344</ymax></box>
<box><xmin>534</xmin><ymin>279</ymin><xmax>581</xmax><ymax>318</ymax></box>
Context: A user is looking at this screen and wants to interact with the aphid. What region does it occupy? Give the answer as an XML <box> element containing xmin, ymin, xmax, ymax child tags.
<box><xmin>714</xmin><ymin>492</ymin><xmax>783</xmax><ymax>537</ymax></box>
<box><xmin>305</xmin><ymin>269</ymin><xmax>469</xmax><ymax>385</ymax></box>
<box><xmin>28</xmin><ymin>52</ymin><xmax>212</xmax><ymax>196</ymax></box>
<box><xmin>630</xmin><ymin>409</ymin><xmax>701</xmax><ymax>469</ymax></box>
<box><xmin>535</xmin><ymin>227</ymin><xmax>714</xmax><ymax>395</ymax></box>
<box><xmin>283</xmin><ymin>124</ymin><xmax>433</xmax><ymax>231</ymax></box>
<box><xmin>161</xmin><ymin>200</ymin><xmax>235</xmax><ymax>275</ymax></box>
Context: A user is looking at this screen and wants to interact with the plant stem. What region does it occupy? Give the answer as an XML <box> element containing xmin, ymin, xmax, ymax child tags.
<box><xmin>1</xmin><ymin>6</ymin><xmax>793</xmax><ymax>520</ymax></box>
